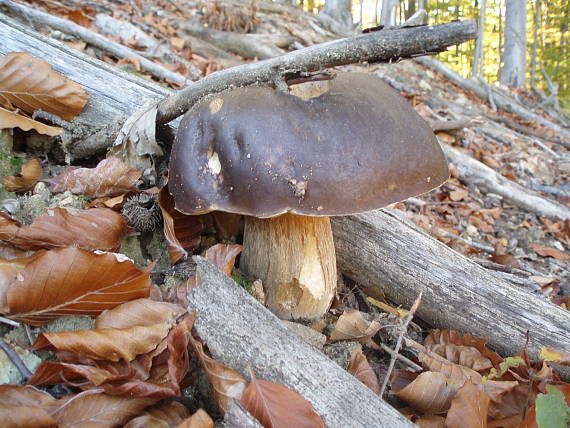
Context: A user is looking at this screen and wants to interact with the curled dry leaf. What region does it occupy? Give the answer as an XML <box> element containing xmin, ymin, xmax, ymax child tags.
<box><xmin>428</xmin><ymin>343</ymin><xmax>493</xmax><ymax>373</ymax></box>
<box><xmin>0</xmin><ymin>385</ymin><xmax>58</xmax><ymax>428</ymax></box>
<box><xmin>393</xmin><ymin>371</ymin><xmax>464</xmax><ymax>414</ymax></box>
<box><xmin>46</xmin><ymin>157</ymin><xmax>142</xmax><ymax>198</ymax></box>
<box><xmin>176</xmin><ymin>409</ymin><xmax>215</xmax><ymax>428</ymax></box>
<box><xmin>33</xmin><ymin>322</ymin><xmax>172</xmax><ymax>362</ymax></box>
<box><xmin>240</xmin><ymin>368</ymin><xmax>325</xmax><ymax>428</ymax></box>
<box><xmin>158</xmin><ymin>185</ymin><xmax>203</xmax><ymax>264</ymax></box>
<box><xmin>96</xmin><ymin>298</ymin><xmax>186</xmax><ymax>329</ymax></box>
<box><xmin>2</xmin><ymin>247</ymin><xmax>151</xmax><ymax>325</ymax></box>
<box><xmin>328</xmin><ymin>310</ymin><xmax>381</xmax><ymax>343</ymax></box>
<box><xmin>0</xmin><ymin>52</ymin><xmax>88</xmax><ymax>120</ymax></box>
<box><xmin>0</xmin><ymin>107</ymin><xmax>62</xmax><ymax>136</ymax></box>
<box><xmin>445</xmin><ymin>382</ymin><xmax>490</xmax><ymax>428</ymax></box>
<box><xmin>0</xmin><ymin>207</ymin><xmax>128</xmax><ymax>251</ymax></box>
<box><xmin>529</xmin><ymin>243</ymin><xmax>570</xmax><ymax>262</ymax></box>
<box><xmin>123</xmin><ymin>401</ymin><xmax>190</xmax><ymax>428</ymax></box>
<box><xmin>409</xmin><ymin>415</ymin><xmax>446</xmax><ymax>428</ymax></box>
<box><xmin>204</xmin><ymin>243</ymin><xmax>243</xmax><ymax>276</ymax></box>
<box><xmin>2</xmin><ymin>159</ymin><xmax>41</xmax><ymax>192</ymax></box>
<box><xmin>189</xmin><ymin>336</ymin><xmax>247</xmax><ymax>414</ymax></box>
<box><xmin>425</xmin><ymin>330</ymin><xmax>503</xmax><ymax>368</ymax></box>
<box><xmin>419</xmin><ymin>350</ymin><xmax>483</xmax><ymax>384</ymax></box>
<box><xmin>347</xmin><ymin>346</ymin><xmax>380</xmax><ymax>394</ymax></box>
<box><xmin>540</xmin><ymin>347</ymin><xmax>570</xmax><ymax>366</ymax></box>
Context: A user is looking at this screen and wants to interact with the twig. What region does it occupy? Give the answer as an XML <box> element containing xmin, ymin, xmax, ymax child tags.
<box><xmin>379</xmin><ymin>343</ymin><xmax>422</xmax><ymax>371</ymax></box>
<box><xmin>0</xmin><ymin>315</ymin><xmax>20</xmax><ymax>327</ymax></box>
<box><xmin>0</xmin><ymin>339</ymin><xmax>32</xmax><ymax>382</ymax></box>
<box><xmin>532</xmin><ymin>139</ymin><xmax>560</xmax><ymax>158</ymax></box>
<box><xmin>379</xmin><ymin>293</ymin><xmax>422</xmax><ymax>397</ymax></box>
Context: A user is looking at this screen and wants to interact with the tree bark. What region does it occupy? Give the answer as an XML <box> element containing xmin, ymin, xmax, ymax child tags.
<box><xmin>380</xmin><ymin>0</ymin><xmax>397</xmax><ymax>26</ymax></box>
<box><xmin>331</xmin><ymin>209</ymin><xmax>570</xmax><ymax>359</ymax></box>
<box><xmin>472</xmin><ymin>0</ymin><xmax>486</xmax><ymax>77</ymax></box>
<box><xmin>500</xmin><ymin>0</ymin><xmax>528</xmax><ymax>87</ymax></box>
<box><xmin>189</xmin><ymin>257</ymin><xmax>416</xmax><ymax>428</ymax></box>
<box><xmin>318</xmin><ymin>0</ymin><xmax>354</xmax><ymax>35</ymax></box>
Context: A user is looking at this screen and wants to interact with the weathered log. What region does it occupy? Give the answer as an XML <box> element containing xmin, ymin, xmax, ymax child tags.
<box><xmin>189</xmin><ymin>257</ymin><xmax>416</xmax><ymax>428</ymax></box>
<box><xmin>0</xmin><ymin>0</ymin><xmax>194</xmax><ymax>86</ymax></box>
<box><xmin>443</xmin><ymin>144</ymin><xmax>570</xmax><ymax>220</ymax></box>
<box><xmin>331</xmin><ymin>209</ymin><xmax>570</xmax><ymax>358</ymax></box>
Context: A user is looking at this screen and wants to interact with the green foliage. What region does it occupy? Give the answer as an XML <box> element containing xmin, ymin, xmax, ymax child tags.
<box><xmin>535</xmin><ymin>386</ymin><xmax>570</xmax><ymax>428</ymax></box>
<box><xmin>232</xmin><ymin>271</ymin><xmax>254</xmax><ymax>293</ymax></box>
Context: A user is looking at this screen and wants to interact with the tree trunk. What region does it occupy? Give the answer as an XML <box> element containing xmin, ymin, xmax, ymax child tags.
<box><xmin>500</xmin><ymin>0</ymin><xmax>528</xmax><ymax>87</ymax></box>
<box><xmin>529</xmin><ymin>0</ymin><xmax>540</xmax><ymax>87</ymax></box>
<box><xmin>380</xmin><ymin>0</ymin><xmax>397</xmax><ymax>26</ymax></box>
<box><xmin>318</xmin><ymin>0</ymin><xmax>354</xmax><ymax>34</ymax></box>
<box><xmin>472</xmin><ymin>0</ymin><xmax>486</xmax><ymax>77</ymax></box>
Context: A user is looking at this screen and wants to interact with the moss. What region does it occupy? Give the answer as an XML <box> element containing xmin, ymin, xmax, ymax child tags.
<box><xmin>232</xmin><ymin>271</ymin><xmax>253</xmax><ymax>293</ymax></box>
<box><xmin>0</xmin><ymin>131</ymin><xmax>18</xmax><ymax>200</ymax></box>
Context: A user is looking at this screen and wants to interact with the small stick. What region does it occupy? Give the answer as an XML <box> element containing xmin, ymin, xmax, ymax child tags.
<box><xmin>0</xmin><ymin>315</ymin><xmax>20</xmax><ymax>327</ymax></box>
<box><xmin>379</xmin><ymin>293</ymin><xmax>422</xmax><ymax>397</ymax></box>
<box><xmin>380</xmin><ymin>343</ymin><xmax>422</xmax><ymax>372</ymax></box>
<box><xmin>0</xmin><ymin>339</ymin><xmax>32</xmax><ymax>382</ymax></box>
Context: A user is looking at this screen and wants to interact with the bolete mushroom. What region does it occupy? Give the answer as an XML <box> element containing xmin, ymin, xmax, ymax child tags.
<box><xmin>169</xmin><ymin>72</ymin><xmax>448</xmax><ymax>320</ymax></box>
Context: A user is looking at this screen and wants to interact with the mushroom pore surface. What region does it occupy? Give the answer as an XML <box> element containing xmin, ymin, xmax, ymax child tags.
<box><xmin>168</xmin><ymin>72</ymin><xmax>449</xmax><ymax>217</ymax></box>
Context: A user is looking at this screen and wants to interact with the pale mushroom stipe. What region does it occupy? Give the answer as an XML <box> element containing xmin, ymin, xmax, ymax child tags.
<box><xmin>169</xmin><ymin>72</ymin><xmax>449</xmax><ymax>320</ymax></box>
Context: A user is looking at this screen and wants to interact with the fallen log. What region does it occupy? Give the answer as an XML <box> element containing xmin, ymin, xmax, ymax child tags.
<box><xmin>189</xmin><ymin>257</ymin><xmax>415</xmax><ymax>428</ymax></box>
<box><xmin>331</xmin><ymin>209</ymin><xmax>570</xmax><ymax>358</ymax></box>
<box><xmin>442</xmin><ymin>144</ymin><xmax>570</xmax><ymax>220</ymax></box>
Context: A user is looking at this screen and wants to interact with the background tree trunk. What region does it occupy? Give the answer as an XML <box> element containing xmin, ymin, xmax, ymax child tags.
<box><xmin>380</xmin><ymin>0</ymin><xmax>397</xmax><ymax>26</ymax></box>
<box><xmin>500</xmin><ymin>0</ymin><xmax>528</xmax><ymax>87</ymax></box>
<box><xmin>530</xmin><ymin>0</ymin><xmax>540</xmax><ymax>87</ymax></box>
<box><xmin>472</xmin><ymin>0</ymin><xmax>486</xmax><ymax>77</ymax></box>
<box><xmin>318</xmin><ymin>0</ymin><xmax>354</xmax><ymax>34</ymax></box>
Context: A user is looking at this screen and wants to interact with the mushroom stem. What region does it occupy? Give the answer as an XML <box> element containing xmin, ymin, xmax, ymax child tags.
<box><xmin>240</xmin><ymin>213</ymin><xmax>337</xmax><ymax>321</ymax></box>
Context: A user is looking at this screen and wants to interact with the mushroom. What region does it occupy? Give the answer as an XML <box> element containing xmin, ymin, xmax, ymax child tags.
<box><xmin>168</xmin><ymin>72</ymin><xmax>449</xmax><ymax>320</ymax></box>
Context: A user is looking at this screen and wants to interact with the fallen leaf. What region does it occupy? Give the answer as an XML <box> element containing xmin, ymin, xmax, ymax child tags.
<box><xmin>419</xmin><ymin>351</ymin><xmax>482</xmax><ymax>383</ymax></box>
<box><xmin>449</xmin><ymin>188</ymin><xmax>469</xmax><ymax>201</ymax></box>
<box><xmin>445</xmin><ymin>382</ymin><xmax>490</xmax><ymax>428</ymax></box>
<box><xmin>329</xmin><ymin>310</ymin><xmax>381</xmax><ymax>343</ymax></box>
<box><xmin>392</xmin><ymin>371</ymin><xmax>464</xmax><ymax>414</ymax></box>
<box><xmin>0</xmin><ymin>207</ymin><xmax>128</xmax><ymax>251</ymax></box>
<box><xmin>123</xmin><ymin>401</ymin><xmax>190</xmax><ymax>428</ymax></box>
<box><xmin>0</xmin><ymin>52</ymin><xmax>88</xmax><ymax>120</ymax></box>
<box><xmin>96</xmin><ymin>298</ymin><xmax>185</xmax><ymax>329</ymax></box>
<box><xmin>2</xmin><ymin>159</ymin><xmax>41</xmax><ymax>192</ymax></box>
<box><xmin>204</xmin><ymin>244</ymin><xmax>243</xmax><ymax>276</ymax></box>
<box><xmin>0</xmin><ymin>107</ymin><xmax>62</xmax><ymax>136</ymax></box>
<box><xmin>490</xmin><ymin>253</ymin><xmax>521</xmax><ymax>269</ymax></box>
<box><xmin>428</xmin><ymin>343</ymin><xmax>493</xmax><ymax>373</ymax></box>
<box><xmin>535</xmin><ymin>386</ymin><xmax>570</xmax><ymax>428</ymax></box>
<box><xmin>240</xmin><ymin>368</ymin><xmax>324</xmax><ymax>428</ymax></box>
<box><xmin>540</xmin><ymin>347</ymin><xmax>570</xmax><ymax>366</ymax></box>
<box><xmin>176</xmin><ymin>409</ymin><xmax>215</xmax><ymax>428</ymax></box>
<box><xmin>529</xmin><ymin>244</ymin><xmax>569</xmax><ymax>262</ymax></box>
<box><xmin>0</xmin><ymin>385</ymin><xmax>58</xmax><ymax>428</ymax></box>
<box><xmin>189</xmin><ymin>336</ymin><xmax>247</xmax><ymax>414</ymax></box>
<box><xmin>347</xmin><ymin>346</ymin><xmax>379</xmax><ymax>394</ymax></box>
<box><xmin>158</xmin><ymin>185</ymin><xmax>203</xmax><ymax>264</ymax></box>
<box><xmin>46</xmin><ymin>157</ymin><xmax>142</xmax><ymax>198</ymax></box>
<box><xmin>2</xmin><ymin>247</ymin><xmax>151</xmax><ymax>325</ymax></box>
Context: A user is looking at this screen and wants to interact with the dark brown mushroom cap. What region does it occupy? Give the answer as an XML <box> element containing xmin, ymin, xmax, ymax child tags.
<box><xmin>169</xmin><ymin>72</ymin><xmax>449</xmax><ymax>218</ymax></box>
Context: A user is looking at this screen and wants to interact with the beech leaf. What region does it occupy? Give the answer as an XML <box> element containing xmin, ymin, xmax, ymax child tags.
<box><xmin>329</xmin><ymin>310</ymin><xmax>381</xmax><ymax>343</ymax></box>
<box><xmin>0</xmin><ymin>107</ymin><xmax>62</xmax><ymax>136</ymax></box>
<box><xmin>419</xmin><ymin>350</ymin><xmax>483</xmax><ymax>383</ymax></box>
<box><xmin>445</xmin><ymin>382</ymin><xmax>490</xmax><ymax>428</ymax></box>
<box><xmin>2</xmin><ymin>159</ymin><xmax>42</xmax><ymax>192</ymax></box>
<box><xmin>2</xmin><ymin>247</ymin><xmax>151</xmax><ymax>325</ymax></box>
<box><xmin>347</xmin><ymin>346</ymin><xmax>380</xmax><ymax>394</ymax></box>
<box><xmin>0</xmin><ymin>52</ymin><xmax>88</xmax><ymax>120</ymax></box>
<box><xmin>240</xmin><ymin>368</ymin><xmax>324</xmax><ymax>428</ymax></box>
<box><xmin>425</xmin><ymin>330</ymin><xmax>503</xmax><ymax>368</ymax></box>
<box><xmin>0</xmin><ymin>385</ymin><xmax>58</xmax><ymax>428</ymax></box>
<box><xmin>176</xmin><ymin>409</ymin><xmax>215</xmax><ymax>428</ymax></box>
<box><xmin>123</xmin><ymin>401</ymin><xmax>190</xmax><ymax>428</ymax></box>
<box><xmin>96</xmin><ymin>298</ymin><xmax>186</xmax><ymax>329</ymax></box>
<box><xmin>46</xmin><ymin>157</ymin><xmax>142</xmax><ymax>198</ymax></box>
<box><xmin>204</xmin><ymin>243</ymin><xmax>243</xmax><ymax>276</ymax></box>
<box><xmin>158</xmin><ymin>185</ymin><xmax>203</xmax><ymax>264</ymax></box>
<box><xmin>0</xmin><ymin>207</ymin><xmax>128</xmax><ymax>251</ymax></box>
<box><xmin>529</xmin><ymin>243</ymin><xmax>570</xmax><ymax>262</ymax></box>
<box><xmin>189</xmin><ymin>336</ymin><xmax>247</xmax><ymax>414</ymax></box>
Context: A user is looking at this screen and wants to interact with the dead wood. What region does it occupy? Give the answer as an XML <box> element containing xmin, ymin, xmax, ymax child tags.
<box><xmin>331</xmin><ymin>209</ymin><xmax>570</xmax><ymax>358</ymax></box>
<box><xmin>188</xmin><ymin>257</ymin><xmax>416</xmax><ymax>428</ymax></box>
<box><xmin>0</xmin><ymin>0</ymin><xmax>195</xmax><ymax>85</ymax></box>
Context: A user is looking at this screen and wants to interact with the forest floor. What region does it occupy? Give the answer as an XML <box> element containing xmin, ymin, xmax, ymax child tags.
<box><xmin>0</xmin><ymin>0</ymin><xmax>569</xmax><ymax>427</ymax></box>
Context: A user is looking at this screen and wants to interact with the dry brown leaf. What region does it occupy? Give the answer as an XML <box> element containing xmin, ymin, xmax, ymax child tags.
<box><xmin>428</xmin><ymin>343</ymin><xmax>493</xmax><ymax>373</ymax></box>
<box><xmin>488</xmin><ymin>414</ymin><xmax>524</xmax><ymax>428</ymax></box>
<box><xmin>32</xmin><ymin>322</ymin><xmax>172</xmax><ymax>362</ymax></box>
<box><xmin>123</xmin><ymin>401</ymin><xmax>190</xmax><ymax>428</ymax></box>
<box><xmin>0</xmin><ymin>385</ymin><xmax>58</xmax><ymax>428</ymax></box>
<box><xmin>329</xmin><ymin>310</ymin><xmax>381</xmax><ymax>343</ymax></box>
<box><xmin>158</xmin><ymin>185</ymin><xmax>203</xmax><ymax>264</ymax></box>
<box><xmin>240</xmin><ymin>368</ymin><xmax>324</xmax><ymax>428</ymax></box>
<box><xmin>2</xmin><ymin>159</ymin><xmax>42</xmax><ymax>192</ymax></box>
<box><xmin>96</xmin><ymin>298</ymin><xmax>185</xmax><ymax>329</ymax></box>
<box><xmin>0</xmin><ymin>107</ymin><xmax>62</xmax><ymax>136</ymax></box>
<box><xmin>0</xmin><ymin>207</ymin><xmax>128</xmax><ymax>251</ymax></box>
<box><xmin>176</xmin><ymin>409</ymin><xmax>215</xmax><ymax>428</ymax></box>
<box><xmin>51</xmin><ymin>392</ymin><xmax>156</xmax><ymax>427</ymax></box>
<box><xmin>46</xmin><ymin>157</ymin><xmax>142</xmax><ymax>198</ymax></box>
<box><xmin>204</xmin><ymin>244</ymin><xmax>243</xmax><ymax>276</ymax></box>
<box><xmin>529</xmin><ymin>243</ymin><xmax>569</xmax><ymax>262</ymax></box>
<box><xmin>347</xmin><ymin>346</ymin><xmax>379</xmax><ymax>394</ymax></box>
<box><xmin>189</xmin><ymin>336</ymin><xmax>247</xmax><ymax>414</ymax></box>
<box><xmin>2</xmin><ymin>247</ymin><xmax>151</xmax><ymax>325</ymax></box>
<box><xmin>419</xmin><ymin>351</ymin><xmax>482</xmax><ymax>383</ymax></box>
<box><xmin>490</xmin><ymin>253</ymin><xmax>522</xmax><ymax>270</ymax></box>
<box><xmin>411</xmin><ymin>415</ymin><xmax>446</xmax><ymax>428</ymax></box>
<box><xmin>449</xmin><ymin>188</ymin><xmax>469</xmax><ymax>201</ymax></box>
<box><xmin>393</xmin><ymin>371</ymin><xmax>464</xmax><ymax>414</ymax></box>
<box><xmin>445</xmin><ymin>382</ymin><xmax>490</xmax><ymax>428</ymax></box>
<box><xmin>0</xmin><ymin>52</ymin><xmax>88</xmax><ymax>120</ymax></box>
<box><xmin>0</xmin><ymin>253</ymin><xmax>42</xmax><ymax>311</ymax></box>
